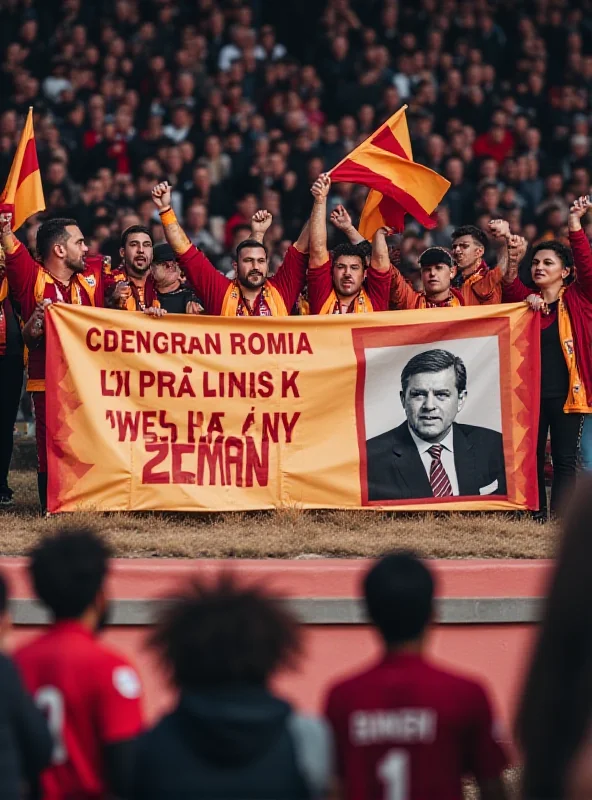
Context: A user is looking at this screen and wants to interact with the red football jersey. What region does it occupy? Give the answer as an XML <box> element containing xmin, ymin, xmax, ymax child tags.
<box><xmin>14</xmin><ymin>621</ymin><xmax>143</xmax><ymax>800</ymax></box>
<box><xmin>325</xmin><ymin>652</ymin><xmax>507</xmax><ymax>800</ymax></box>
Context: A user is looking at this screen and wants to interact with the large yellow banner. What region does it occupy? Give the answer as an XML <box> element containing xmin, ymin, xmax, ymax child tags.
<box><xmin>45</xmin><ymin>303</ymin><xmax>540</xmax><ymax>513</ymax></box>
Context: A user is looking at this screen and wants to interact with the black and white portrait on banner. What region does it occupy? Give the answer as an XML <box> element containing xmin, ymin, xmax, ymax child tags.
<box><xmin>363</xmin><ymin>337</ymin><xmax>507</xmax><ymax>502</ymax></box>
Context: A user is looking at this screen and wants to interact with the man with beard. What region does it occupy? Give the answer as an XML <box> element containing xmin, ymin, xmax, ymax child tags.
<box><xmin>151</xmin><ymin>182</ymin><xmax>309</xmax><ymax>316</ymax></box>
<box><xmin>450</xmin><ymin>223</ymin><xmax>507</xmax><ymax>305</ymax></box>
<box><xmin>307</xmin><ymin>174</ymin><xmax>391</xmax><ymax>314</ymax></box>
<box><xmin>150</xmin><ymin>243</ymin><xmax>202</xmax><ymax>314</ymax></box>
<box><xmin>15</xmin><ymin>527</ymin><xmax>143</xmax><ymax>800</ymax></box>
<box><xmin>0</xmin><ymin>214</ymin><xmax>108</xmax><ymax>512</ymax></box>
<box><xmin>106</xmin><ymin>225</ymin><xmax>162</xmax><ymax>312</ymax></box>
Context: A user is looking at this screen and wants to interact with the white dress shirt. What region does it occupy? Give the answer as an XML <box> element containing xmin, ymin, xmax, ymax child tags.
<box><xmin>408</xmin><ymin>425</ymin><xmax>460</xmax><ymax>496</ymax></box>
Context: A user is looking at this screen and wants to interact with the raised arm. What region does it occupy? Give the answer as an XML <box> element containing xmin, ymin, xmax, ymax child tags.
<box><xmin>309</xmin><ymin>173</ymin><xmax>331</xmax><ymax>268</ymax></box>
<box><xmin>501</xmin><ymin>235</ymin><xmax>531</xmax><ymax>302</ymax></box>
<box><xmin>151</xmin><ymin>181</ymin><xmax>229</xmax><ymax>314</ymax></box>
<box><xmin>293</xmin><ymin>219</ymin><xmax>310</xmax><ymax>254</ymax></box>
<box><xmin>151</xmin><ymin>182</ymin><xmax>192</xmax><ymax>256</ymax></box>
<box><xmin>389</xmin><ymin>265</ymin><xmax>421</xmax><ymax>309</ymax></box>
<box><xmin>568</xmin><ymin>196</ymin><xmax>592</xmax><ymax>299</ymax></box>
<box><xmin>371</xmin><ymin>227</ymin><xmax>393</xmax><ymax>274</ymax></box>
<box><xmin>330</xmin><ymin>205</ymin><xmax>365</xmax><ymax>245</ymax></box>
<box><xmin>488</xmin><ymin>219</ymin><xmax>510</xmax><ymax>277</ymax></box>
<box><xmin>0</xmin><ymin>211</ymin><xmax>39</xmax><ymax>307</ymax></box>
<box><xmin>250</xmin><ymin>209</ymin><xmax>273</xmax><ymax>244</ymax></box>
<box><xmin>0</xmin><ymin>211</ymin><xmax>21</xmax><ymax>256</ymax></box>
<box><xmin>504</xmin><ymin>234</ymin><xmax>528</xmax><ymax>287</ymax></box>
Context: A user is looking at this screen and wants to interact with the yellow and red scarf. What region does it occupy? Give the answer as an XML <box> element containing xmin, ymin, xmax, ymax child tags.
<box><xmin>555</xmin><ymin>287</ymin><xmax>592</xmax><ymax>413</ymax></box>
<box><xmin>319</xmin><ymin>288</ymin><xmax>374</xmax><ymax>314</ymax></box>
<box><xmin>416</xmin><ymin>288</ymin><xmax>464</xmax><ymax>309</ymax></box>
<box><xmin>220</xmin><ymin>281</ymin><xmax>288</xmax><ymax>316</ymax></box>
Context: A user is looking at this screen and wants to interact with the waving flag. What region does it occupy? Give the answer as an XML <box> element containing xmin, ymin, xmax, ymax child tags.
<box><xmin>329</xmin><ymin>106</ymin><xmax>449</xmax><ymax>239</ymax></box>
<box><xmin>0</xmin><ymin>107</ymin><xmax>45</xmax><ymax>230</ymax></box>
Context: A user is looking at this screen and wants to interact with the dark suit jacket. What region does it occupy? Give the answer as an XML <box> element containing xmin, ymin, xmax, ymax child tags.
<box><xmin>365</xmin><ymin>422</ymin><xmax>507</xmax><ymax>502</ymax></box>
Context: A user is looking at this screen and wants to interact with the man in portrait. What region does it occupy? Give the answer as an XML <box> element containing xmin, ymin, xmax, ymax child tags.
<box><xmin>366</xmin><ymin>349</ymin><xmax>506</xmax><ymax>501</ymax></box>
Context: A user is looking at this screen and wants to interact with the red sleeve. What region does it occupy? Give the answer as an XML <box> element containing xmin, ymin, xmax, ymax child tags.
<box><xmin>268</xmin><ymin>245</ymin><xmax>308</xmax><ymax>313</ymax></box>
<box><xmin>464</xmin><ymin>682</ymin><xmax>508</xmax><ymax>783</ymax></box>
<box><xmin>501</xmin><ymin>276</ymin><xmax>531</xmax><ymax>303</ymax></box>
<box><xmin>569</xmin><ymin>229</ymin><xmax>592</xmax><ymax>301</ymax></box>
<box><xmin>95</xmin><ymin>655</ymin><xmax>143</xmax><ymax>744</ymax></box>
<box><xmin>365</xmin><ymin>266</ymin><xmax>392</xmax><ymax>311</ymax></box>
<box><xmin>4</xmin><ymin>244</ymin><xmax>39</xmax><ymax>319</ymax></box>
<box><xmin>177</xmin><ymin>245</ymin><xmax>230</xmax><ymax>315</ymax></box>
<box><xmin>307</xmin><ymin>259</ymin><xmax>334</xmax><ymax>314</ymax></box>
<box><xmin>389</xmin><ymin>268</ymin><xmax>421</xmax><ymax>309</ymax></box>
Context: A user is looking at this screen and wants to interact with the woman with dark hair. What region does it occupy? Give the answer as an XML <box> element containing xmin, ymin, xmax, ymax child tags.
<box><xmin>132</xmin><ymin>576</ymin><xmax>334</xmax><ymax>800</ymax></box>
<box><xmin>517</xmin><ymin>478</ymin><xmax>592</xmax><ymax>799</ymax></box>
<box><xmin>503</xmin><ymin>196</ymin><xmax>592</xmax><ymax>521</ymax></box>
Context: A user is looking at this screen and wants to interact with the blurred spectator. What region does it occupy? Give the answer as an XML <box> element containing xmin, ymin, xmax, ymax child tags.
<box><xmin>0</xmin><ymin>571</ymin><xmax>52</xmax><ymax>800</ymax></box>
<box><xmin>15</xmin><ymin>528</ymin><xmax>144</xmax><ymax>800</ymax></box>
<box><xmin>517</xmin><ymin>480</ymin><xmax>592</xmax><ymax>799</ymax></box>
<box><xmin>132</xmin><ymin>576</ymin><xmax>333</xmax><ymax>799</ymax></box>
<box><xmin>324</xmin><ymin>552</ymin><xmax>508</xmax><ymax>800</ymax></box>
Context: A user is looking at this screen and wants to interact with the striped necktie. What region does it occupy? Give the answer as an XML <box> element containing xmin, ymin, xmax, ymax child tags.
<box><xmin>428</xmin><ymin>444</ymin><xmax>453</xmax><ymax>497</ymax></box>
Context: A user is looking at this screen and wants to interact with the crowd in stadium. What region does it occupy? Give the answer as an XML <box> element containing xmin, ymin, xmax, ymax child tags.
<box><xmin>0</xmin><ymin>0</ymin><xmax>591</xmax><ymax>522</ymax></box>
<box><xmin>1</xmin><ymin>0</ymin><xmax>592</xmax><ymax>797</ymax></box>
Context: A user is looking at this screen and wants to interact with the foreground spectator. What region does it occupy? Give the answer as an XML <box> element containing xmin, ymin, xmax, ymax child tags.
<box><xmin>0</xmin><ymin>571</ymin><xmax>52</xmax><ymax>800</ymax></box>
<box><xmin>132</xmin><ymin>575</ymin><xmax>333</xmax><ymax>799</ymax></box>
<box><xmin>517</xmin><ymin>479</ymin><xmax>592</xmax><ymax>799</ymax></box>
<box><xmin>15</xmin><ymin>527</ymin><xmax>143</xmax><ymax>800</ymax></box>
<box><xmin>324</xmin><ymin>552</ymin><xmax>508</xmax><ymax>800</ymax></box>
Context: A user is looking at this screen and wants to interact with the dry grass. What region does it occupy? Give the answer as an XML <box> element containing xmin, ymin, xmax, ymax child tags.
<box><xmin>0</xmin><ymin>471</ymin><xmax>556</xmax><ymax>559</ymax></box>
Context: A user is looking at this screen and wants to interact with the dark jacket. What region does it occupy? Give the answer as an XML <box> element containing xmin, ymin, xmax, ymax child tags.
<box><xmin>0</xmin><ymin>653</ymin><xmax>52</xmax><ymax>800</ymax></box>
<box><xmin>131</xmin><ymin>685</ymin><xmax>332</xmax><ymax>800</ymax></box>
<box><xmin>366</xmin><ymin>421</ymin><xmax>506</xmax><ymax>501</ymax></box>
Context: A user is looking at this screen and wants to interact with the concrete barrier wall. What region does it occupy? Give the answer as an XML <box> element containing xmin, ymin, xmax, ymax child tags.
<box><xmin>0</xmin><ymin>557</ymin><xmax>553</xmax><ymax>740</ymax></box>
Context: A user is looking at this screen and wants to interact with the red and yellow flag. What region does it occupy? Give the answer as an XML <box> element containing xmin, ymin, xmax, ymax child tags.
<box><xmin>0</xmin><ymin>107</ymin><xmax>45</xmax><ymax>231</ymax></box>
<box><xmin>329</xmin><ymin>106</ymin><xmax>450</xmax><ymax>239</ymax></box>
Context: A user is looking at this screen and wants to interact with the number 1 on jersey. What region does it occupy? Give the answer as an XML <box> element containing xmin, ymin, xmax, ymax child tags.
<box><xmin>378</xmin><ymin>749</ymin><xmax>409</xmax><ymax>800</ymax></box>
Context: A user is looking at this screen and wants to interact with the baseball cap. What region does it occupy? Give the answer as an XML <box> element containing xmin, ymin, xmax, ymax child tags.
<box><xmin>153</xmin><ymin>243</ymin><xmax>176</xmax><ymax>263</ymax></box>
<box><xmin>418</xmin><ymin>247</ymin><xmax>454</xmax><ymax>268</ymax></box>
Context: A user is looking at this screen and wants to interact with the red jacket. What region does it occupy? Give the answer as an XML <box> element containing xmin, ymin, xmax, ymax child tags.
<box><xmin>503</xmin><ymin>229</ymin><xmax>592</xmax><ymax>404</ymax></box>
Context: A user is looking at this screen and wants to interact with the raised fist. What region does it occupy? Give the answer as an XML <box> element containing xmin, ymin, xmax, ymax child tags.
<box><xmin>251</xmin><ymin>209</ymin><xmax>273</xmax><ymax>235</ymax></box>
<box><xmin>151</xmin><ymin>182</ymin><xmax>172</xmax><ymax>211</ymax></box>
<box><xmin>488</xmin><ymin>219</ymin><xmax>510</xmax><ymax>239</ymax></box>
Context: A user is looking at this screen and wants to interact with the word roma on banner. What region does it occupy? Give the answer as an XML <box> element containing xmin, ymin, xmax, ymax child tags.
<box><xmin>45</xmin><ymin>303</ymin><xmax>540</xmax><ymax>514</ymax></box>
